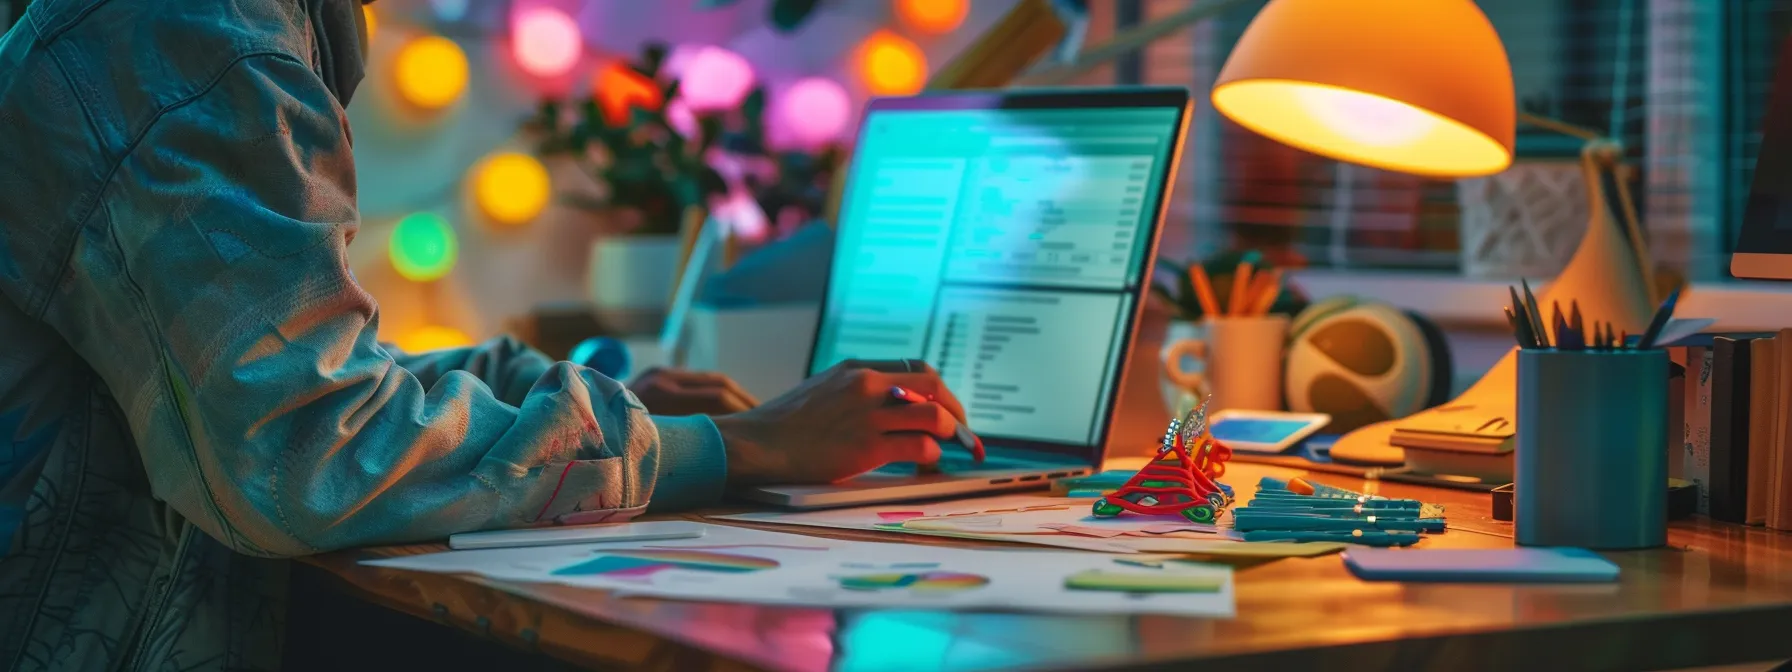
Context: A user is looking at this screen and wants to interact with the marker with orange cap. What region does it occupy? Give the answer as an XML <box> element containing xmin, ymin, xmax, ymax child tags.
<box><xmin>889</xmin><ymin>386</ymin><xmax>984</xmax><ymax>462</ymax></box>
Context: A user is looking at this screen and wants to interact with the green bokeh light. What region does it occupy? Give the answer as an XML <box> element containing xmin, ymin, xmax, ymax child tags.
<box><xmin>389</xmin><ymin>213</ymin><xmax>458</xmax><ymax>282</ymax></box>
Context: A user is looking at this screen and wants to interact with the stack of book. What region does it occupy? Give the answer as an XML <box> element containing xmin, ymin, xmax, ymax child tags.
<box><xmin>1675</xmin><ymin>330</ymin><xmax>1792</xmax><ymax>527</ymax></box>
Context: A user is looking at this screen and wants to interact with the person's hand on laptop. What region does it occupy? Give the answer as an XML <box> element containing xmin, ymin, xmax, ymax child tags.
<box><xmin>629</xmin><ymin>367</ymin><xmax>760</xmax><ymax>416</ymax></box>
<box><xmin>712</xmin><ymin>359</ymin><xmax>970</xmax><ymax>484</ymax></box>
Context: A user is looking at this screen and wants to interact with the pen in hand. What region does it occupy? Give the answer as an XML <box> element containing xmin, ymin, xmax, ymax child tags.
<box><xmin>888</xmin><ymin>385</ymin><xmax>984</xmax><ymax>463</ymax></box>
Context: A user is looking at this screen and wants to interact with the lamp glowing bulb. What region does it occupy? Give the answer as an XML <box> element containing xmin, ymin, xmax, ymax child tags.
<box><xmin>679</xmin><ymin>46</ymin><xmax>756</xmax><ymax>111</ymax></box>
<box><xmin>512</xmin><ymin>7</ymin><xmax>582</xmax><ymax>79</ymax></box>
<box><xmin>389</xmin><ymin>213</ymin><xmax>459</xmax><ymax>282</ymax></box>
<box><xmin>1294</xmin><ymin>87</ymin><xmax>1437</xmax><ymax>149</ymax></box>
<box><xmin>394</xmin><ymin>36</ymin><xmax>469</xmax><ymax>110</ymax></box>
<box><xmin>895</xmin><ymin>0</ymin><xmax>968</xmax><ymax>34</ymax></box>
<box><xmin>779</xmin><ymin>77</ymin><xmax>851</xmax><ymax>148</ymax></box>
<box><xmin>397</xmin><ymin>325</ymin><xmax>473</xmax><ymax>353</ymax></box>
<box><xmin>471</xmin><ymin>153</ymin><xmax>551</xmax><ymax>227</ymax></box>
<box><xmin>858</xmin><ymin>31</ymin><xmax>926</xmax><ymax>96</ymax></box>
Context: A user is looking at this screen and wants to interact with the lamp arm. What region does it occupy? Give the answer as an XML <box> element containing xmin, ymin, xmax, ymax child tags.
<box><xmin>1516</xmin><ymin>111</ymin><xmax>1603</xmax><ymax>142</ymax></box>
<box><xmin>1015</xmin><ymin>0</ymin><xmax>1255</xmax><ymax>87</ymax></box>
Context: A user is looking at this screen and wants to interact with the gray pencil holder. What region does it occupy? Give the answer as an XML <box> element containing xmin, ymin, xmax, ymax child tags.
<box><xmin>1515</xmin><ymin>348</ymin><xmax>1668</xmax><ymax>549</ymax></box>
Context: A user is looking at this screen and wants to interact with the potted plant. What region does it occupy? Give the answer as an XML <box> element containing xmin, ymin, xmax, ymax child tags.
<box><xmin>527</xmin><ymin>43</ymin><xmax>730</xmax><ymax>318</ymax></box>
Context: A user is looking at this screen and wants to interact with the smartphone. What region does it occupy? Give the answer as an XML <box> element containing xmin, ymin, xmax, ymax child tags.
<box><xmin>1206</xmin><ymin>410</ymin><xmax>1331</xmax><ymax>453</ymax></box>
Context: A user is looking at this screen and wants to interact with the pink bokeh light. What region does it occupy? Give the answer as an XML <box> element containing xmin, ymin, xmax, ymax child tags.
<box><xmin>679</xmin><ymin>46</ymin><xmax>756</xmax><ymax>112</ymax></box>
<box><xmin>512</xmin><ymin>7</ymin><xmax>582</xmax><ymax>78</ymax></box>
<box><xmin>778</xmin><ymin>77</ymin><xmax>852</xmax><ymax>149</ymax></box>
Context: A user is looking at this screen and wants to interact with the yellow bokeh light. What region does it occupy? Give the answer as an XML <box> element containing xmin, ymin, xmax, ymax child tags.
<box><xmin>396</xmin><ymin>325</ymin><xmax>473</xmax><ymax>353</ymax></box>
<box><xmin>471</xmin><ymin>152</ymin><xmax>551</xmax><ymax>227</ymax></box>
<box><xmin>859</xmin><ymin>31</ymin><xmax>926</xmax><ymax>96</ymax></box>
<box><xmin>895</xmin><ymin>0</ymin><xmax>967</xmax><ymax>34</ymax></box>
<box><xmin>394</xmin><ymin>36</ymin><xmax>469</xmax><ymax>110</ymax></box>
<box><xmin>362</xmin><ymin>4</ymin><xmax>377</xmax><ymax>42</ymax></box>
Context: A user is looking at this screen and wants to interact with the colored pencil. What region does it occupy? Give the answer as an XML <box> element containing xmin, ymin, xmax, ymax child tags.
<box><xmin>1228</xmin><ymin>262</ymin><xmax>1254</xmax><ymax>316</ymax></box>
<box><xmin>1248</xmin><ymin>269</ymin><xmax>1283</xmax><ymax>316</ymax></box>
<box><xmin>1190</xmin><ymin>265</ymin><xmax>1222</xmax><ymax>318</ymax></box>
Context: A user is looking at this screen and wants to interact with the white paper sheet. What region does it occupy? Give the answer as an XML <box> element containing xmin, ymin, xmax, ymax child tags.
<box><xmin>715</xmin><ymin>494</ymin><xmax>1237</xmax><ymax>552</ymax></box>
<box><xmin>363</xmin><ymin>524</ymin><xmax>1234</xmax><ymax>617</ymax></box>
<box><xmin>715</xmin><ymin>494</ymin><xmax>1347</xmax><ymax>558</ymax></box>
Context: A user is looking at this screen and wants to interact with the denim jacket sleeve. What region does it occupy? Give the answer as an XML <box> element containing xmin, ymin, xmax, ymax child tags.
<box><xmin>102</xmin><ymin>53</ymin><xmax>724</xmax><ymax>559</ymax></box>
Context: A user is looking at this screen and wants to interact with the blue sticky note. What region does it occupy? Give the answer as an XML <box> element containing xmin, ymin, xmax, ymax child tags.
<box><xmin>1342</xmin><ymin>547</ymin><xmax>1620</xmax><ymax>583</ymax></box>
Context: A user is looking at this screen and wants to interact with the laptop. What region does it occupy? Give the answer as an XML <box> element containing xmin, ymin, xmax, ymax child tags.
<box><xmin>736</xmin><ymin>87</ymin><xmax>1191</xmax><ymax>508</ymax></box>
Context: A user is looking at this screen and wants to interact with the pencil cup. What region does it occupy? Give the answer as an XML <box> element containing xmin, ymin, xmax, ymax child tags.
<box><xmin>1515</xmin><ymin>348</ymin><xmax>1668</xmax><ymax>549</ymax></box>
<box><xmin>1162</xmin><ymin>315</ymin><xmax>1289</xmax><ymax>413</ymax></box>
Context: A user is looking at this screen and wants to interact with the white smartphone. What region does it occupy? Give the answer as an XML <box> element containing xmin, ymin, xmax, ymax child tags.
<box><xmin>448</xmin><ymin>521</ymin><xmax>706</xmax><ymax>551</ymax></box>
<box><xmin>1207</xmin><ymin>410</ymin><xmax>1332</xmax><ymax>454</ymax></box>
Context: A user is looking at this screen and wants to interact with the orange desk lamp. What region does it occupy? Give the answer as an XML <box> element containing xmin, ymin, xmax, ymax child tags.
<box><xmin>1211</xmin><ymin>0</ymin><xmax>1658</xmax><ymax>471</ymax></box>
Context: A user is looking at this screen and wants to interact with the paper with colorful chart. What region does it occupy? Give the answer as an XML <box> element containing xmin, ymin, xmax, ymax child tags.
<box><xmin>715</xmin><ymin>494</ymin><xmax>1344</xmax><ymax>558</ymax></box>
<box><xmin>362</xmin><ymin>523</ymin><xmax>1235</xmax><ymax>616</ymax></box>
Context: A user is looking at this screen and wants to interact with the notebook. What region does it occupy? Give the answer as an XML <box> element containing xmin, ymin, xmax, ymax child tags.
<box><xmin>1341</xmin><ymin>548</ymin><xmax>1620</xmax><ymax>583</ymax></box>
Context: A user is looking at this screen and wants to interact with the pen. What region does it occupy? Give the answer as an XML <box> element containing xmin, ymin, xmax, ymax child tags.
<box><xmin>1232</xmin><ymin>513</ymin><xmax>1446</xmax><ymax>533</ymax></box>
<box><xmin>1635</xmin><ymin>286</ymin><xmax>1682</xmax><ymax>350</ymax></box>
<box><xmin>1520</xmin><ymin>279</ymin><xmax>1548</xmax><ymax>347</ymax></box>
<box><xmin>1241</xmin><ymin>530</ymin><xmax>1422</xmax><ymax>546</ymax></box>
<box><xmin>889</xmin><ymin>386</ymin><xmax>984</xmax><ymax>462</ymax></box>
<box><xmin>1258</xmin><ymin>477</ymin><xmax>1388</xmax><ymax>499</ymax></box>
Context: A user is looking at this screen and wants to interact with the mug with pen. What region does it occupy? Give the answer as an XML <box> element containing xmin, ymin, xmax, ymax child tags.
<box><xmin>1163</xmin><ymin>262</ymin><xmax>1290</xmax><ymax>413</ymax></box>
<box><xmin>1506</xmin><ymin>281</ymin><xmax>1682</xmax><ymax>550</ymax></box>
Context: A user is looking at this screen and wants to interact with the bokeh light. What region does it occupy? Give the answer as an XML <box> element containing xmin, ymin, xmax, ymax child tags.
<box><xmin>666</xmin><ymin>98</ymin><xmax>699</xmax><ymax>138</ymax></box>
<box><xmin>779</xmin><ymin>77</ymin><xmax>852</xmax><ymax>148</ymax></box>
<box><xmin>595</xmin><ymin>62</ymin><xmax>664</xmax><ymax>126</ymax></box>
<box><xmin>362</xmin><ymin>4</ymin><xmax>377</xmax><ymax>42</ymax></box>
<box><xmin>858</xmin><ymin>31</ymin><xmax>926</xmax><ymax>95</ymax></box>
<box><xmin>679</xmin><ymin>46</ymin><xmax>756</xmax><ymax>111</ymax></box>
<box><xmin>397</xmin><ymin>325</ymin><xmax>473</xmax><ymax>353</ymax></box>
<box><xmin>512</xmin><ymin>7</ymin><xmax>582</xmax><ymax>79</ymax></box>
<box><xmin>471</xmin><ymin>153</ymin><xmax>551</xmax><ymax>227</ymax></box>
<box><xmin>389</xmin><ymin>213</ymin><xmax>459</xmax><ymax>282</ymax></box>
<box><xmin>395</xmin><ymin>36</ymin><xmax>469</xmax><ymax>110</ymax></box>
<box><xmin>895</xmin><ymin>0</ymin><xmax>968</xmax><ymax>34</ymax></box>
<box><xmin>431</xmin><ymin>0</ymin><xmax>470</xmax><ymax>21</ymax></box>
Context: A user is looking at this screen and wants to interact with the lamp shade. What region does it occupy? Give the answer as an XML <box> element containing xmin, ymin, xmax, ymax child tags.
<box><xmin>1212</xmin><ymin>0</ymin><xmax>1516</xmax><ymax>178</ymax></box>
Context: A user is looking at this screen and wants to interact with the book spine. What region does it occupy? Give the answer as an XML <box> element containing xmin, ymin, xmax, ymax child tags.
<box><xmin>1684</xmin><ymin>346</ymin><xmax>1713</xmax><ymax>516</ymax></box>
<box><xmin>1707</xmin><ymin>337</ymin><xmax>1753</xmax><ymax>522</ymax></box>
<box><xmin>1747</xmin><ymin>338</ymin><xmax>1777</xmax><ymax>525</ymax></box>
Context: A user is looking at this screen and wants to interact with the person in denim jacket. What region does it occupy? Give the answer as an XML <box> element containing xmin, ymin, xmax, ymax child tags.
<box><xmin>0</xmin><ymin>1</ymin><xmax>967</xmax><ymax>668</ymax></box>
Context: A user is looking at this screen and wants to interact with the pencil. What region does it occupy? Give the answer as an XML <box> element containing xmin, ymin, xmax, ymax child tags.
<box><xmin>1228</xmin><ymin>262</ymin><xmax>1254</xmax><ymax>316</ymax></box>
<box><xmin>1248</xmin><ymin>268</ymin><xmax>1283</xmax><ymax>316</ymax></box>
<box><xmin>1190</xmin><ymin>265</ymin><xmax>1222</xmax><ymax>318</ymax></box>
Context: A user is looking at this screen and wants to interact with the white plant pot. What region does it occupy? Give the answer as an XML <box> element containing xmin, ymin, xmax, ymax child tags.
<box><xmin>588</xmin><ymin>235</ymin><xmax>683</xmax><ymax>311</ymax></box>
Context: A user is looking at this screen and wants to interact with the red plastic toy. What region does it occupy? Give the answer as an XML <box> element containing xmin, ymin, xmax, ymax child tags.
<box><xmin>1091</xmin><ymin>399</ymin><xmax>1235</xmax><ymax>523</ymax></box>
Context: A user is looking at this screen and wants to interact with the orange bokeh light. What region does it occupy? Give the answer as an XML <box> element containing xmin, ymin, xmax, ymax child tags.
<box><xmin>895</xmin><ymin>0</ymin><xmax>967</xmax><ymax>34</ymax></box>
<box><xmin>594</xmin><ymin>63</ymin><xmax>664</xmax><ymax>126</ymax></box>
<box><xmin>858</xmin><ymin>31</ymin><xmax>927</xmax><ymax>96</ymax></box>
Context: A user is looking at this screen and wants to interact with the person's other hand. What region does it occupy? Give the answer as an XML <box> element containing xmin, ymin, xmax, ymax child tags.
<box><xmin>628</xmin><ymin>368</ymin><xmax>759</xmax><ymax>416</ymax></box>
<box><xmin>711</xmin><ymin>360</ymin><xmax>971</xmax><ymax>485</ymax></box>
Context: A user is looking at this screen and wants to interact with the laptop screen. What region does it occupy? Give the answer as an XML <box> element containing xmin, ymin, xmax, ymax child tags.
<box><xmin>810</xmin><ymin>92</ymin><xmax>1186</xmax><ymax>455</ymax></box>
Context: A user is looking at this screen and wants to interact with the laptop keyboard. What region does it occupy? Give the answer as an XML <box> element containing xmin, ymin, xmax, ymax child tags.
<box><xmin>876</xmin><ymin>452</ymin><xmax>1050</xmax><ymax>475</ymax></box>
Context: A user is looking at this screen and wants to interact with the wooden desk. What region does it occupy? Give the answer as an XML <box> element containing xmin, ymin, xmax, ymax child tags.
<box><xmin>302</xmin><ymin>467</ymin><xmax>1792</xmax><ymax>671</ymax></box>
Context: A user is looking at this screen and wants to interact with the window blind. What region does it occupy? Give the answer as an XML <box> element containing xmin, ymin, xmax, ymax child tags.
<box><xmin>1136</xmin><ymin>0</ymin><xmax>1759</xmax><ymax>276</ymax></box>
